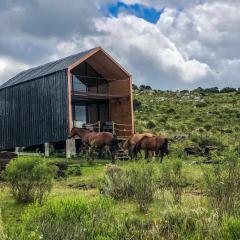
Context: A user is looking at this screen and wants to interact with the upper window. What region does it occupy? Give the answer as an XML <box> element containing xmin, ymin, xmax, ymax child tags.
<box><xmin>71</xmin><ymin>62</ymin><xmax>108</xmax><ymax>94</ymax></box>
<box><xmin>72</xmin><ymin>75</ymin><xmax>87</xmax><ymax>92</ymax></box>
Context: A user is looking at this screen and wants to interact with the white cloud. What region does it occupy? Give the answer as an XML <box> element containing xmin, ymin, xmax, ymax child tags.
<box><xmin>0</xmin><ymin>57</ymin><xmax>29</xmax><ymax>84</ymax></box>
<box><xmin>0</xmin><ymin>0</ymin><xmax>240</xmax><ymax>89</ymax></box>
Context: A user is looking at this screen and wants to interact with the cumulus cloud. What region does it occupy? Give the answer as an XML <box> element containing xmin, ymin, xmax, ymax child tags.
<box><xmin>0</xmin><ymin>57</ymin><xmax>28</xmax><ymax>83</ymax></box>
<box><xmin>0</xmin><ymin>0</ymin><xmax>239</xmax><ymax>89</ymax></box>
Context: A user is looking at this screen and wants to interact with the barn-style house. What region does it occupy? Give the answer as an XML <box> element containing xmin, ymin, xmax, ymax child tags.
<box><xmin>0</xmin><ymin>47</ymin><xmax>134</xmax><ymax>157</ymax></box>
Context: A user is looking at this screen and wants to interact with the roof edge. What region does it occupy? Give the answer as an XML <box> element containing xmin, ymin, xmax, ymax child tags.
<box><xmin>67</xmin><ymin>47</ymin><xmax>131</xmax><ymax>77</ymax></box>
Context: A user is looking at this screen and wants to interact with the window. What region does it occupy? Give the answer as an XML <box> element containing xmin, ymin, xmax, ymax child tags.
<box><xmin>72</xmin><ymin>75</ymin><xmax>87</xmax><ymax>92</ymax></box>
<box><xmin>71</xmin><ymin>62</ymin><xmax>108</xmax><ymax>94</ymax></box>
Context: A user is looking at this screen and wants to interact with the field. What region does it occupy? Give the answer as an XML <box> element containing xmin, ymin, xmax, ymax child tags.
<box><xmin>0</xmin><ymin>89</ymin><xmax>240</xmax><ymax>239</ymax></box>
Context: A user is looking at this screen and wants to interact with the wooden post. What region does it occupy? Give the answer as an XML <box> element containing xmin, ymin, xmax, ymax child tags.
<box><xmin>98</xmin><ymin>121</ymin><xmax>101</xmax><ymax>132</ymax></box>
<box><xmin>15</xmin><ymin>147</ymin><xmax>19</xmax><ymax>154</ymax></box>
<box><xmin>44</xmin><ymin>143</ymin><xmax>50</xmax><ymax>157</ymax></box>
<box><xmin>66</xmin><ymin>139</ymin><xmax>71</xmax><ymax>159</ymax></box>
<box><xmin>70</xmin><ymin>139</ymin><xmax>76</xmax><ymax>157</ymax></box>
<box><xmin>113</xmin><ymin>121</ymin><xmax>116</xmax><ymax>135</ymax></box>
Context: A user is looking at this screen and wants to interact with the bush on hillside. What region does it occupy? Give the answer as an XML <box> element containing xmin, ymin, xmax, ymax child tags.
<box><xmin>0</xmin><ymin>210</ymin><xmax>7</xmax><ymax>240</ymax></box>
<box><xmin>18</xmin><ymin>197</ymin><xmax>124</xmax><ymax>240</ymax></box>
<box><xmin>221</xmin><ymin>217</ymin><xmax>240</xmax><ymax>240</ymax></box>
<box><xmin>203</xmin><ymin>152</ymin><xmax>240</xmax><ymax>217</ymax></box>
<box><xmin>100</xmin><ymin>163</ymin><xmax>157</xmax><ymax>213</ymax></box>
<box><xmin>99</xmin><ymin>165</ymin><xmax>133</xmax><ymax>200</ymax></box>
<box><xmin>139</xmin><ymin>85</ymin><xmax>152</xmax><ymax>91</ymax></box>
<box><xmin>220</xmin><ymin>87</ymin><xmax>237</xmax><ymax>93</ymax></box>
<box><xmin>128</xmin><ymin>164</ymin><xmax>157</xmax><ymax>212</ymax></box>
<box><xmin>132</xmin><ymin>84</ymin><xmax>138</xmax><ymax>90</ymax></box>
<box><xmin>146</xmin><ymin>120</ymin><xmax>156</xmax><ymax>129</ymax></box>
<box><xmin>133</xmin><ymin>99</ymin><xmax>142</xmax><ymax>111</ymax></box>
<box><xmin>3</xmin><ymin>157</ymin><xmax>54</xmax><ymax>203</ymax></box>
<box><xmin>160</xmin><ymin>159</ymin><xmax>187</xmax><ymax>204</ymax></box>
<box><xmin>196</xmin><ymin>102</ymin><xmax>208</xmax><ymax>108</ymax></box>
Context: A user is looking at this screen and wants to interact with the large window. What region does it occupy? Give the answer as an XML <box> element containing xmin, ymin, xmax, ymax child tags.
<box><xmin>71</xmin><ymin>62</ymin><xmax>108</xmax><ymax>94</ymax></box>
<box><xmin>72</xmin><ymin>101</ymin><xmax>109</xmax><ymax>126</ymax></box>
<box><xmin>72</xmin><ymin>75</ymin><xmax>87</xmax><ymax>92</ymax></box>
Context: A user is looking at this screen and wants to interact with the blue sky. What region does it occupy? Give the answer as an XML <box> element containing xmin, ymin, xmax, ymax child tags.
<box><xmin>106</xmin><ymin>1</ymin><xmax>164</xmax><ymax>24</ymax></box>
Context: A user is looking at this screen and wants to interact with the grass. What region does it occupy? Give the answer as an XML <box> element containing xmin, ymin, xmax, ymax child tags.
<box><xmin>0</xmin><ymin>90</ymin><xmax>240</xmax><ymax>238</ymax></box>
<box><xmin>0</xmin><ymin>156</ymin><xmax>208</xmax><ymax>230</ymax></box>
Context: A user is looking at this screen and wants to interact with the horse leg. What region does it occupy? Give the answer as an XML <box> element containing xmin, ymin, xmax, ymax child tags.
<box><xmin>98</xmin><ymin>147</ymin><xmax>104</xmax><ymax>158</ymax></box>
<box><xmin>129</xmin><ymin>144</ymin><xmax>135</xmax><ymax>160</ymax></box>
<box><xmin>159</xmin><ymin>150</ymin><xmax>164</xmax><ymax>163</ymax></box>
<box><xmin>144</xmin><ymin>149</ymin><xmax>149</xmax><ymax>159</ymax></box>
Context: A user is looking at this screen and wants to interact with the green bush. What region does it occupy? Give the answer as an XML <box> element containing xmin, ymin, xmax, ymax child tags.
<box><xmin>128</xmin><ymin>164</ymin><xmax>157</xmax><ymax>212</ymax></box>
<box><xmin>203</xmin><ymin>152</ymin><xmax>240</xmax><ymax>217</ymax></box>
<box><xmin>124</xmin><ymin>207</ymin><xmax>218</xmax><ymax>240</ymax></box>
<box><xmin>0</xmin><ymin>210</ymin><xmax>7</xmax><ymax>240</ymax></box>
<box><xmin>99</xmin><ymin>165</ymin><xmax>133</xmax><ymax>200</ymax></box>
<box><xmin>196</xmin><ymin>102</ymin><xmax>208</xmax><ymax>107</ymax></box>
<box><xmin>3</xmin><ymin>157</ymin><xmax>54</xmax><ymax>203</ymax></box>
<box><xmin>160</xmin><ymin>159</ymin><xmax>187</xmax><ymax>204</ymax></box>
<box><xmin>221</xmin><ymin>217</ymin><xmax>240</xmax><ymax>240</ymax></box>
<box><xmin>146</xmin><ymin>120</ymin><xmax>156</xmax><ymax>129</ymax></box>
<box><xmin>18</xmin><ymin>197</ymin><xmax>124</xmax><ymax>240</ymax></box>
<box><xmin>100</xmin><ymin>163</ymin><xmax>157</xmax><ymax>213</ymax></box>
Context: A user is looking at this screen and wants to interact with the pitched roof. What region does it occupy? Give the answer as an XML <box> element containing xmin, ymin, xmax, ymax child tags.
<box><xmin>0</xmin><ymin>47</ymin><xmax>99</xmax><ymax>89</ymax></box>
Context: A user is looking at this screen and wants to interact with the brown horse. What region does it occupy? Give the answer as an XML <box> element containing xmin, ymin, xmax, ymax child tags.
<box><xmin>135</xmin><ymin>135</ymin><xmax>169</xmax><ymax>162</ymax></box>
<box><xmin>69</xmin><ymin>128</ymin><xmax>119</xmax><ymax>162</ymax></box>
<box><xmin>123</xmin><ymin>133</ymin><xmax>154</xmax><ymax>159</ymax></box>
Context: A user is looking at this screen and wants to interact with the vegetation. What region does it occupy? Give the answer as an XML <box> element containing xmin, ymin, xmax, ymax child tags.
<box><xmin>3</xmin><ymin>157</ymin><xmax>55</xmax><ymax>204</ymax></box>
<box><xmin>0</xmin><ymin>87</ymin><xmax>240</xmax><ymax>239</ymax></box>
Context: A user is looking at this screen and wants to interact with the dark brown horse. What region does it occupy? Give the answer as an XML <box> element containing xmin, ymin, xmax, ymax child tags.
<box><xmin>123</xmin><ymin>133</ymin><xmax>154</xmax><ymax>159</ymax></box>
<box><xmin>69</xmin><ymin>128</ymin><xmax>119</xmax><ymax>162</ymax></box>
<box><xmin>135</xmin><ymin>135</ymin><xmax>169</xmax><ymax>162</ymax></box>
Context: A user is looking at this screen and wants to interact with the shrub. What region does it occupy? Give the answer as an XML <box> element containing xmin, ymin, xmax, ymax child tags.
<box><xmin>158</xmin><ymin>207</ymin><xmax>218</xmax><ymax>239</ymax></box>
<box><xmin>0</xmin><ymin>210</ymin><xmax>7</xmax><ymax>240</ymax></box>
<box><xmin>220</xmin><ymin>87</ymin><xmax>237</xmax><ymax>93</ymax></box>
<box><xmin>221</xmin><ymin>218</ymin><xmax>240</xmax><ymax>240</ymax></box>
<box><xmin>166</xmin><ymin>108</ymin><xmax>175</xmax><ymax>114</ymax></box>
<box><xmin>133</xmin><ymin>99</ymin><xmax>142</xmax><ymax>111</ymax></box>
<box><xmin>204</xmin><ymin>123</ymin><xmax>212</xmax><ymax>131</ymax></box>
<box><xmin>160</xmin><ymin>159</ymin><xmax>187</xmax><ymax>204</ymax></box>
<box><xmin>99</xmin><ymin>165</ymin><xmax>133</xmax><ymax>200</ymax></box>
<box><xmin>139</xmin><ymin>85</ymin><xmax>152</xmax><ymax>91</ymax></box>
<box><xmin>124</xmin><ymin>207</ymin><xmax>218</xmax><ymax>240</ymax></box>
<box><xmin>196</xmin><ymin>102</ymin><xmax>208</xmax><ymax>108</ymax></box>
<box><xmin>203</xmin><ymin>152</ymin><xmax>240</xmax><ymax>217</ymax></box>
<box><xmin>146</xmin><ymin>120</ymin><xmax>156</xmax><ymax>129</ymax></box>
<box><xmin>100</xmin><ymin>163</ymin><xmax>157</xmax><ymax>213</ymax></box>
<box><xmin>132</xmin><ymin>84</ymin><xmax>138</xmax><ymax>90</ymax></box>
<box><xmin>18</xmin><ymin>197</ymin><xmax>124</xmax><ymax>240</ymax></box>
<box><xmin>128</xmin><ymin>164</ymin><xmax>157</xmax><ymax>213</ymax></box>
<box><xmin>3</xmin><ymin>157</ymin><xmax>54</xmax><ymax>203</ymax></box>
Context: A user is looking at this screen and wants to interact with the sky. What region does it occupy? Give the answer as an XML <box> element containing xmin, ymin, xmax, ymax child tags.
<box><xmin>0</xmin><ymin>0</ymin><xmax>240</xmax><ymax>90</ymax></box>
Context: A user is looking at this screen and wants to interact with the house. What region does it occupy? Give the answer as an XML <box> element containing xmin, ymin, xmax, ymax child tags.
<box><xmin>0</xmin><ymin>47</ymin><xmax>134</xmax><ymax>157</ymax></box>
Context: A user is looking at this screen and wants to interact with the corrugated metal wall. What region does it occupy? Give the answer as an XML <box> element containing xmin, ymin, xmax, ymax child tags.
<box><xmin>0</xmin><ymin>70</ymin><xmax>69</xmax><ymax>149</ymax></box>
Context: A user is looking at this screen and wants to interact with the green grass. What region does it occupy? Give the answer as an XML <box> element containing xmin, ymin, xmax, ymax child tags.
<box><xmin>0</xmin><ymin>90</ymin><xmax>240</xmax><ymax>239</ymax></box>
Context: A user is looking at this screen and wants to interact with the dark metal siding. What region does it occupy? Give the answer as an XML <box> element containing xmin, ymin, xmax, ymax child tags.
<box><xmin>0</xmin><ymin>70</ymin><xmax>69</xmax><ymax>149</ymax></box>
